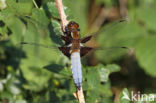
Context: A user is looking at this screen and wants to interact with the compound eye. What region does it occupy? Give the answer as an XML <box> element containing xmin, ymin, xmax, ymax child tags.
<box><xmin>73</xmin><ymin>23</ymin><xmax>79</xmax><ymax>29</ymax></box>
<box><xmin>71</xmin><ymin>32</ymin><xmax>74</xmax><ymax>38</ymax></box>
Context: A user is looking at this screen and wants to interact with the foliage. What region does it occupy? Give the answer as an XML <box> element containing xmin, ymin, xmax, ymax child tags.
<box><xmin>0</xmin><ymin>0</ymin><xmax>156</xmax><ymax>103</ymax></box>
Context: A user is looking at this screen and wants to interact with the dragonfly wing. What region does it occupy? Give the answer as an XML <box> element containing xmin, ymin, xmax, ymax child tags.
<box><xmin>58</xmin><ymin>47</ymin><xmax>71</xmax><ymax>58</ymax></box>
<box><xmin>80</xmin><ymin>47</ymin><xmax>93</xmax><ymax>57</ymax></box>
<box><xmin>61</xmin><ymin>35</ymin><xmax>72</xmax><ymax>45</ymax></box>
<box><xmin>18</xmin><ymin>42</ymin><xmax>64</xmax><ymax>61</ymax></box>
<box><xmin>93</xmin><ymin>46</ymin><xmax>129</xmax><ymax>63</ymax></box>
<box><xmin>80</xmin><ymin>35</ymin><xmax>92</xmax><ymax>43</ymax></box>
<box><xmin>86</xmin><ymin>19</ymin><xmax>127</xmax><ymax>38</ymax></box>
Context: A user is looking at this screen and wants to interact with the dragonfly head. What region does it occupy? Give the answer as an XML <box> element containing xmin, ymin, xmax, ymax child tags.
<box><xmin>67</xmin><ymin>21</ymin><xmax>79</xmax><ymax>31</ymax></box>
<box><xmin>67</xmin><ymin>21</ymin><xmax>80</xmax><ymax>39</ymax></box>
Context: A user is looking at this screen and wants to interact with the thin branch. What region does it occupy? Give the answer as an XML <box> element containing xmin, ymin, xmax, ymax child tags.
<box><xmin>76</xmin><ymin>87</ymin><xmax>85</xmax><ymax>103</ymax></box>
<box><xmin>55</xmin><ymin>0</ymin><xmax>85</xmax><ymax>103</ymax></box>
<box><xmin>32</xmin><ymin>0</ymin><xmax>39</xmax><ymax>8</ymax></box>
<box><xmin>55</xmin><ymin>0</ymin><xmax>69</xmax><ymax>32</ymax></box>
<box><xmin>119</xmin><ymin>0</ymin><xmax>128</xmax><ymax>19</ymax></box>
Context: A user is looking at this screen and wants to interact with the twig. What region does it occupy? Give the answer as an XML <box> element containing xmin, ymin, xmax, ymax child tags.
<box><xmin>55</xmin><ymin>0</ymin><xmax>85</xmax><ymax>103</ymax></box>
<box><xmin>73</xmin><ymin>87</ymin><xmax>85</xmax><ymax>103</ymax></box>
<box><xmin>76</xmin><ymin>87</ymin><xmax>85</xmax><ymax>103</ymax></box>
<box><xmin>55</xmin><ymin>0</ymin><xmax>69</xmax><ymax>32</ymax></box>
<box><xmin>32</xmin><ymin>0</ymin><xmax>39</xmax><ymax>8</ymax></box>
<box><xmin>119</xmin><ymin>0</ymin><xmax>128</xmax><ymax>19</ymax></box>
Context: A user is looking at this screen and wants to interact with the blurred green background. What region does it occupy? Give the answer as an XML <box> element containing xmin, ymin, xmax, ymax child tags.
<box><xmin>0</xmin><ymin>0</ymin><xmax>156</xmax><ymax>103</ymax></box>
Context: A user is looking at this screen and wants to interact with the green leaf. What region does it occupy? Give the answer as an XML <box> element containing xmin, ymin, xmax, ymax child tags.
<box><xmin>44</xmin><ymin>64</ymin><xmax>71</xmax><ymax>77</ymax></box>
<box><xmin>86</xmin><ymin>66</ymin><xmax>100</xmax><ymax>89</ymax></box>
<box><xmin>85</xmin><ymin>64</ymin><xmax>115</xmax><ymax>102</ymax></box>
<box><xmin>31</xmin><ymin>8</ymin><xmax>49</xmax><ymax>30</ymax></box>
<box><xmin>135</xmin><ymin>35</ymin><xmax>156</xmax><ymax>77</ymax></box>
<box><xmin>136</xmin><ymin>6</ymin><xmax>156</xmax><ymax>31</ymax></box>
<box><xmin>98</xmin><ymin>64</ymin><xmax>120</xmax><ymax>82</ymax></box>
<box><xmin>6</xmin><ymin>0</ymin><xmax>33</xmax><ymax>15</ymax></box>
<box><xmin>98</xmin><ymin>66</ymin><xmax>110</xmax><ymax>82</ymax></box>
<box><xmin>106</xmin><ymin>64</ymin><xmax>121</xmax><ymax>73</ymax></box>
<box><xmin>0</xmin><ymin>21</ymin><xmax>8</xmax><ymax>36</ymax></box>
<box><xmin>6</xmin><ymin>16</ymin><xmax>24</xmax><ymax>44</ymax></box>
<box><xmin>63</xmin><ymin>0</ymin><xmax>88</xmax><ymax>34</ymax></box>
<box><xmin>119</xmin><ymin>88</ymin><xmax>130</xmax><ymax>103</ymax></box>
<box><xmin>0</xmin><ymin>7</ymin><xmax>15</xmax><ymax>21</ymax></box>
<box><xmin>43</xmin><ymin>2</ymin><xmax>60</xmax><ymax>18</ymax></box>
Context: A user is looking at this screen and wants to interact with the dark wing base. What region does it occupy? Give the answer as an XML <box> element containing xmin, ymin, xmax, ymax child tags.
<box><xmin>80</xmin><ymin>47</ymin><xmax>93</xmax><ymax>57</ymax></box>
<box><xmin>80</xmin><ymin>35</ymin><xmax>92</xmax><ymax>43</ymax></box>
<box><xmin>61</xmin><ymin>35</ymin><xmax>72</xmax><ymax>45</ymax></box>
<box><xmin>58</xmin><ymin>47</ymin><xmax>71</xmax><ymax>58</ymax></box>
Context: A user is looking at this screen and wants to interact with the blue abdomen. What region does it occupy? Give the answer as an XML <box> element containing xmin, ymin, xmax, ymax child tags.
<box><xmin>71</xmin><ymin>52</ymin><xmax>82</xmax><ymax>88</ymax></box>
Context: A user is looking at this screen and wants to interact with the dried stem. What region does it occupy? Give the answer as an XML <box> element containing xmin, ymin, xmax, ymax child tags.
<box><xmin>76</xmin><ymin>87</ymin><xmax>85</xmax><ymax>103</ymax></box>
<box><xmin>119</xmin><ymin>0</ymin><xmax>128</xmax><ymax>18</ymax></box>
<box><xmin>55</xmin><ymin>0</ymin><xmax>69</xmax><ymax>32</ymax></box>
<box><xmin>55</xmin><ymin>0</ymin><xmax>85</xmax><ymax>103</ymax></box>
<box><xmin>32</xmin><ymin>0</ymin><xmax>39</xmax><ymax>8</ymax></box>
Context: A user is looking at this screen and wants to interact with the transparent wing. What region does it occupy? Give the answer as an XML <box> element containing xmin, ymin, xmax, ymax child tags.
<box><xmin>17</xmin><ymin>41</ymin><xmax>64</xmax><ymax>61</ymax></box>
<box><xmin>81</xmin><ymin>19</ymin><xmax>144</xmax><ymax>63</ymax></box>
<box><xmin>17</xmin><ymin>15</ymin><xmax>69</xmax><ymax>74</ymax></box>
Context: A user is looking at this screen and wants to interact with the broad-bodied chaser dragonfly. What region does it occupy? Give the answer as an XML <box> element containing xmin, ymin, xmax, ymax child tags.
<box><xmin>21</xmin><ymin>19</ymin><xmax>128</xmax><ymax>90</ymax></box>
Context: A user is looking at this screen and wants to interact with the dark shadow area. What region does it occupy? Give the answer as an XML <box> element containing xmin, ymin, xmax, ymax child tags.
<box><xmin>0</xmin><ymin>40</ymin><xmax>26</xmax><ymax>78</ymax></box>
<box><xmin>49</xmin><ymin>91</ymin><xmax>60</xmax><ymax>103</ymax></box>
<box><xmin>44</xmin><ymin>63</ymin><xmax>64</xmax><ymax>74</ymax></box>
<box><xmin>43</xmin><ymin>3</ymin><xmax>63</xmax><ymax>45</ymax></box>
<box><xmin>48</xmin><ymin>22</ymin><xmax>64</xmax><ymax>45</ymax></box>
<box><xmin>109</xmin><ymin>55</ymin><xmax>156</xmax><ymax>93</ymax></box>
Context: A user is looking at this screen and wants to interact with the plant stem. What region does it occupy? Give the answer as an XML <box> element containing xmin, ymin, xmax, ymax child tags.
<box><xmin>32</xmin><ymin>0</ymin><xmax>39</xmax><ymax>8</ymax></box>
<box><xmin>55</xmin><ymin>0</ymin><xmax>69</xmax><ymax>32</ymax></box>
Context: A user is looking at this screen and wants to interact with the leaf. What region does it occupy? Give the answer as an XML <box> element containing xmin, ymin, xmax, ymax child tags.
<box><xmin>6</xmin><ymin>0</ymin><xmax>33</xmax><ymax>15</ymax></box>
<box><xmin>6</xmin><ymin>17</ymin><xmax>24</xmax><ymax>44</ymax></box>
<box><xmin>30</xmin><ymin>8</ymin><xmax>50</xmax><ymax>30</ymax></box>
<box><xmin>0</xmin><ymin>21</ymin><xmax>8</xmax><ymax>36</ymax></box>
<box><xmin>135</xmin><ymin>35</ymin><xmax>156</xmax><ymax>77</ymax></box>
<box><xmin>0</xmin><ymin>7</ymin><xmax>15</xmax><ymax>21</ymax></box>
<box><xmin>63</xmin><ymin>0</ymin><xmax>88</xmax><ymax>35</ymax></box>
<box><xmin>86</xmin><ymin>66</ymin><xmax>100</xmax><ymax>89</ymax></box>
<box><xmin>42</xmin><ymin>2</ymin><xmax>60</xmax><ymax>19</ymax></box>
<box><xmin>98</xmin><ymin>67</ymin><xmax>110</xmax><ymax>82</ymax></box>
<box><xmin>119</xmin><ymin>88</ymin><xmax>130</xmax><ymax>103</ymax></box>
<box><xmin>18</xmin><ymin>18</ymin><xmax>65</xmax><ymax>91</ymax></box>
<box><xmin>86</xmin><ymin>89</ymin><xmax>100</xmax><ymax>103</ymax></box>
<box><xmin>136</xmin><ymin>5</ymin><xmax>156</xmax><ymax>31</ymax></box>
<box><xmin>106</xmin><ymin>64</ymin><xmax>121</xmax><ymax>73</ymax></box>
<box><xmin>44</xmin><ymin>63</ymin><xmax>72</xmax><ymax>77</ymax></box>
<box><xmin>85</xmin><ymin>64</ymin><xmax>116</xmax><ymax>102</ymax></box>
<box><xmin>98</xmin><ymin>64</ymin><xmax>121</xmax><ymax>82</ymax></box>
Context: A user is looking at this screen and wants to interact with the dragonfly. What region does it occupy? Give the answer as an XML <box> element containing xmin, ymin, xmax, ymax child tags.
<box><xmin>20</xmin><ymin>19</ymin><xmax>128</xmax><ymax>90</ymax></box>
